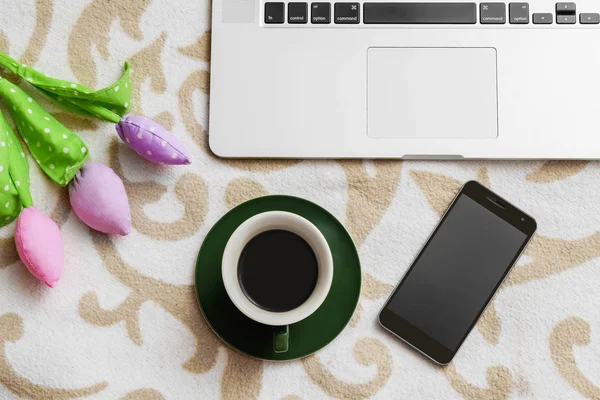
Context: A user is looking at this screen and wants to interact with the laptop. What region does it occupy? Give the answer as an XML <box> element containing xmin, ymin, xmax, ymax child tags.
<box><xmin>209</xmin><ymin>0</ymin><xmax>600</xmax><ymax>159</ymax></box>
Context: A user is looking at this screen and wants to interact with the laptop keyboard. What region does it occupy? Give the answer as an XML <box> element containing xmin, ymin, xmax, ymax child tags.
<box><xmin>264</xmin><ymin>2</ymin><xmax>599</xmax><ymax>25</ymax></box>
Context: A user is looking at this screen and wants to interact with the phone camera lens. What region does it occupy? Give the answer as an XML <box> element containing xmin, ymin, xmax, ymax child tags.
<box><xmin>521</xmin><ymin>217</ymin><xmax>525</xmax><ymax>222</ymax></box>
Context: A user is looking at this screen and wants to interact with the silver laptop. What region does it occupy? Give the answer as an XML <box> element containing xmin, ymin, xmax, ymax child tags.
<box><xmin>210</xmin><ymin>0</ymin><xmax>600</xmax><ymax>159</ymax></box>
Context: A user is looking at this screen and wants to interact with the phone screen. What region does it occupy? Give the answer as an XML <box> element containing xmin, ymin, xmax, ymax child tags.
<box><xmin>385</xmin><ymin>193</ymin><xmax>529</xmax><ymax>353</ymax></box>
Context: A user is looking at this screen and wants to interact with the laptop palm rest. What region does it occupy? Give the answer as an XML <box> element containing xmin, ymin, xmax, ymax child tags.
<box><xmin>367</xmin><ymin>47</ymin><xmax>498</xmax><ymax>140</ymax></box>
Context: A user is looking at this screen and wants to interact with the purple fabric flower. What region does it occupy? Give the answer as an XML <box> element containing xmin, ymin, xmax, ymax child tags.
<box><xmin>69</xmin><ymin>163</ymin><xmax>131</xmax><ymax>236</ymax></box>
<box><xmin>116</xmin><ymin>115</ymin><xmax>191</xmax><ymax>165</ymax></box>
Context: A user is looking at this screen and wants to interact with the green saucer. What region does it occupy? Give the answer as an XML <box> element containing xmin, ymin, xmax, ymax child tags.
<box><xmin>195</xmin><ymin>195</ymin><xmax>361</xmax><ymax>361</ymax></box>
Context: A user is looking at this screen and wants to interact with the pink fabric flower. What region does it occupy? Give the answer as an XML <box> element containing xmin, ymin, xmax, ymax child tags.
<box><xmin>15</xmin><ymin>207</ymin><xmax>63</xmax><ymax>288</ymax></box>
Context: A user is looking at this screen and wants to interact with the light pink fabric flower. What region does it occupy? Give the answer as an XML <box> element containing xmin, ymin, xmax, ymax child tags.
<box><xmin>69</xmin><ymin>163</ymin><xmax>131</xmax><ymax>236</ymax></box>
<box><xmin>15</xmin><ymin>207</ymin><xmax>63</xmax><ymax>288</ymax></box>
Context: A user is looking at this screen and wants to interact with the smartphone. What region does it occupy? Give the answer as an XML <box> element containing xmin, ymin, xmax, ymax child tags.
<box><xmin>379</xmin><ymin>181</ymin><xmax>536</xmax><ymax>365</ymax></box>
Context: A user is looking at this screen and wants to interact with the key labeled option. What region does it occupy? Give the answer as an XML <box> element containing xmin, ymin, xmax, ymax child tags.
<box><xmin>557</xmin><ymin>15</ymin><xmax>576</xmax><ymax>23</ymax></box>
<box><xmin>509</xmin><ymin>3</ymin><xmax>529</xmax><ymax>23</ymax></box>
<box><xmin>481</xmin><ymin>3</ymin><xmax>506</xmax><ymax>24</ymax></box>
<box><xmin>580</xmin><ymin>13</ymin><xmax>600</xmax><ymax>24</ymax></box>
<box><xmin>335</xmin><ymin>3</ymin><xmax>360</xmax><ymax>24</ymax></box>
<box><xmin>288</xmin><ymin>2</ymin><xmax>308</xmax><ymax>23</ymax></box>
<box><xmin>533</xmin><ymin>13</ymin><xmax>552</xmax><ymax>23</ymax></box>
<box><xmin>311</xmin><ymin>2</ymin><xmax>331</xmax><ymax>23</ymax></box>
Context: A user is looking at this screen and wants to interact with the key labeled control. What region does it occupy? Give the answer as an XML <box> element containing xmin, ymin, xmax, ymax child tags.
<box><xmin>480</xmin><ymin>3</ymin><xmax>506</xmax><ymax>24</ymax></box>
<box><xmin>265</xmin><ymin>2</ymin><xmax>285</xmax><ymax>24</ymax></box>
<box><xmin>288</xmin><ymin>2</ymin><xmax>308</xmax><ymax>23</ymax></box>
<box><xmin>509</xmin><ymin>3</ymin><xmax>529</xmax><ymax>23</ymax></box>
<box><xmin>312</xmin><ymin>2</ymin><xmax>331</xmax><ymax>23</ymax></box>
<box><xmin>335</xmin><ymin>3</ymin><xmax>360</xmax><ymax>24</ymax></box>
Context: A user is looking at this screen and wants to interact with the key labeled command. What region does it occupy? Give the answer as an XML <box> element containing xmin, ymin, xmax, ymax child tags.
<box><xmin>335</xmin><ymin>3</ymin><xmax>360</xmax><ymax>24</ymax></box>
<box><xmin>480</xmin><ymin>3</ymin><xmax>506</xmax><ymax>24</ymax></box>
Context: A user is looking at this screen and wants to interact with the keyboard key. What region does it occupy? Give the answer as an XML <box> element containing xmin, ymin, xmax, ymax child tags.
<box><xmin>580</xmin><ymin>13</ymin><xmax>600</xmax><ymax>24</ymax></box>
<box><xmin>311</xmin><ymin>2</ymin><xmax>331</xmax><ymax>23</ymax></box>
<box><xmin>533</xmin><ymin>13</ymin><xmax>553</xmax><ymax>23</ymax></box>
<box><xmin>556</xmin><ymin>2</ymin><xmax>576</xmax><ymax>14</ymax></box>
<box><xmin>335</xmin><ymin>3</ymin><xmax>360</xmax><ymax>24</ymax></box>
<box><xmin>557</xmin><ymin>15</ymin><xmax>576</xmax><ymax>23</ymax></box>
<box><xmin>480</xmin><ymin>3</ymin><xmax>506</xmax><ymax>24</ymax></box>
<box><xmin>289</xmin><ymin>2</ymin><xmax>308</xmax><ymax>23</ymax></box>
<box><xmin>509</xmin><ymin>3</ymin><xmax>529</xmax><ymax>23</ymax></box>
<box><xmin>265</xmin><ymin>2</ymin><xmax>285</xmax><ymax>24</ymax></box>
<box><xmin>363</xmin><ymin>3</ymin><xmax>476</xmax><ymax>24</ymax></box>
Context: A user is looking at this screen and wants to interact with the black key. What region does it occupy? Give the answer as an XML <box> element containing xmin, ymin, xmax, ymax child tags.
<box><xmin>312</xmin><ymin>2</ymin><xmax>331</xmax><ymax>23</ymax></box>
<box><xmin>363</xmin><ymin>3</ymin><xmax>476</xmax><ymax>24</ymax></box>
<box><xmin>265</xmin><ymin>2</ymin><xmax>285</xmax><ymax>24</ymax></box>
<box><xmin>533</xmin><ymin>13</ymin><xmax>553</xmax><ymax>23</ymax></box>
<box><xmin>557</xmin><ymin>15</ymin><xmax>576</xmax><ymax>23</ymax></box>
<box><xmin>509</xmin><ymin>3</ymin><xmax>529</xmax><ymax>23</ymax></box>
<box><xmin>580</xmin><ymin>13</ymin><xmax>600</xmax><ymax>24</ymax></box>
<box><xmin>289</xmin><ymin>2</ymin><xmax>308</xmax><ymax>23</ymax></box>
<box><xmin>556</xmin><ymin>2</ymin><xmax>576</xmax><ymax>14</ymax></box>
<box><xmin>335</xmin><ymin>3</ymin><xmax>360</xmax><ymax>24</ymax></box>
<box><xmin>480</xmin><ymin>3</ymin><xmax>506</xmax><ymax>24</ymax></box>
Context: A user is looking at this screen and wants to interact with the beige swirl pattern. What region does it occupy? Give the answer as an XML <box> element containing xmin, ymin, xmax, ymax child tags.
<box><xmin>0</xmin><ymin>1</ymin><xmax>598</xmax><ymax>399</ymax></box>
<box><xmin>0</xmin><ymin>314</ymin><xmax>108</xmax><ymax>399</ymax></box>
<box><xmin>108</xmin><ymin>141</ymin><xmax>207</xmax><ymax>241</ymax></box>
<box><xmin>444</xmin><ymin>363</ymin><xmax>513</xmax><ymax>400</ymax></box>
<box><xmin>68</xmin><ymin>0</ymin><xmax>151</xmax><ymax>87</ymax></box>
<box><xmin>302</xmin><ymin>338</ymin><xmax>392</xmax><ymax>399</ymax></box>
<box><xmin>550</xmin><ymin>317</ymin><xmax>600</xmax><ymax>399</ymax></box>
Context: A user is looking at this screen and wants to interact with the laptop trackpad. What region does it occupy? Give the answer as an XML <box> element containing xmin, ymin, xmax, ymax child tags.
<box><xmin>367</xmin><ymin>47</ymin><xmax>498</xmax><ymax>139</ymax></box>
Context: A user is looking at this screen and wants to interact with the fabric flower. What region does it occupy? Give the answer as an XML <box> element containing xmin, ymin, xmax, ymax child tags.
<box><xmin>116</xmin><ymin>115</ymin><xmax>191</xmax><ymax>165</ymax></box>
<box><xmin>0</xmin><ymin>52</ymin><xmax>190</xmax><ymax>167</ymax></box>
<box><xmin>0</xmin><ymin>112</ymin><xmax>62</xmax><ymax>287</ymax></box>
<box><xmin>0</xmin><ymin>50</ymin><xmax>191</xmax><ymax>287</ymax></box>
<box><xmin>69</xmin><ymin>163</ymin><xmax>131</xmax><ymax>236</ymax></box>
<box><xmin>0</xmin><ymin>79</ymin><xmax>88</xmax><ymax>186</ymax></box>
<box><xmin>15</xmin><ymin>207</ymin><xmax>63</xmax><ymax>288</ymax></box>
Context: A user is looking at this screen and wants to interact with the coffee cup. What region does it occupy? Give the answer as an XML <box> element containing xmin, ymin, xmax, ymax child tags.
<box><xmin>222</xmin><ymin>211</ymin><xmax>334</xmax><ymax>353</ymax></box>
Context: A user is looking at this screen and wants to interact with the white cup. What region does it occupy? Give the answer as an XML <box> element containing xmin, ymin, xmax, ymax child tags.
<box><xmin>222</xmin><ymin>211</ymin><xmax>334</xmax><ymax>349</ymax></box>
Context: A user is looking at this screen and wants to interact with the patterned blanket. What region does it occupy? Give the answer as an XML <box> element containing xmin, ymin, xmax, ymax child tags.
<box><xmin>0</xmin><ymin>1</ymin><xmax>598</xmax><ymax>399</ymax></box>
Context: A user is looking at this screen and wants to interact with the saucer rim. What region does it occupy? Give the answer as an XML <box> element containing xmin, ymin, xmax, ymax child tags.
<box><xmin>194</xmin><ymin>194</ymin><xmax>361</xmax><ymax>362</ymax></box>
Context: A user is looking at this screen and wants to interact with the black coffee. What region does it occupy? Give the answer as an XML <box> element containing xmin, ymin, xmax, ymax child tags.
<box><xmin>237</xmin><ymin>230</ymin><xmax>319</xmax><ymax>313</ymax></box>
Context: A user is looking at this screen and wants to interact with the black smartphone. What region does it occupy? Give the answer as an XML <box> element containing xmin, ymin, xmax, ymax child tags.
<box><xmin>379</xmin><ymin>181</ymin><xmax>536</xmax><ymax>365</ymax></box>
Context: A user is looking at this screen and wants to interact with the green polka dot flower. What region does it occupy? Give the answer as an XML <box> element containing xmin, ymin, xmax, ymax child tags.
<box><xmin>0</xmin><ymin>50</ymin><xmax>193</xmax><ymax>289</ymax></box>
<box><xmin>0</xmin><ymin>79</ymin><xmax>88</xmax><ymax>187</ymax></box>
<box><xmin>0</xmin><ymin>111</ymin><xmax>62</xmax><ymax>288</ymax></box>
<box><xmin>0</xmin><ymin>52</ymin><xmax>190</xmax><ymax>165</ymax></box>
<box><xmin>0</xmin><ymin>117</ymin><xmax>23</xmax><ymax>225</ymax></box>
<box><xmin>0</xmin><ymin>112</ymin><xmax>32</xmax><ymax>224</ymax></box>
<box><xmin>0</xmin><ymin>53</ymin><xmax>131</xmax><ymax>124</ymax></box>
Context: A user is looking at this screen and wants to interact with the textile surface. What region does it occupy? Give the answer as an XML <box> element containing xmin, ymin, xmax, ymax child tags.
<box><xmin>0</xmin><ymin>1</ymin><xmax>599</xmax><ymax>399</ymax></box>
